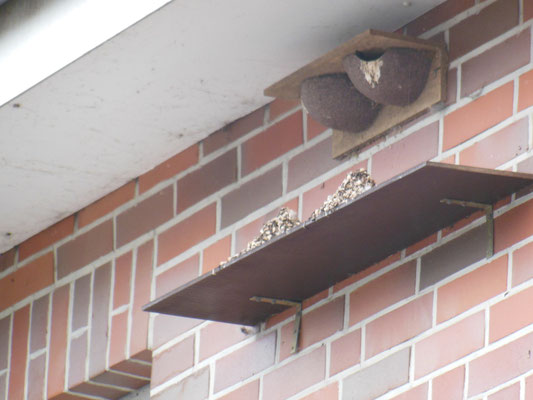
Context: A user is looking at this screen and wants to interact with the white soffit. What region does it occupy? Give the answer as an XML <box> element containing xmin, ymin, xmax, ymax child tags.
<box><xmin>0</xmin><ymin>0</ymin><xmax>444</xmax><ymax>252</ymax></box>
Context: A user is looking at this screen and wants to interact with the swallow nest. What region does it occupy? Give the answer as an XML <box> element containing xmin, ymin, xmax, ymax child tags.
<box><xmin>308</xmin><ymin>169</ymin><xmax>375</xmax><ymax>222</ymax></box>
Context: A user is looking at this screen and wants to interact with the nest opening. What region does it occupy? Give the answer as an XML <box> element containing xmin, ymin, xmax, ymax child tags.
<box><xmin>354</xmin><ymin>49</ymin><xmax>385</xmax><ymax>61</ymax></box>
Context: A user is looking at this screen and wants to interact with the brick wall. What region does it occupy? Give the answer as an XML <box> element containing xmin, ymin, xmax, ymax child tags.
<box><xmin>2</xmin><ymin>0</ymin><xmax>533</xmax><ymax>398</ymax></box>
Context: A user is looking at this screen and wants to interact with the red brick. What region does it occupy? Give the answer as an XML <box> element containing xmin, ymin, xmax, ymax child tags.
<box><xmin>0</xmin><ymin>247</ymin><xmax>15</xmax><ymax>273</ymax></box>
<box><xmin>0</xmin><ymin>252</ymin><xmax>54</xmax><ymax>312</ymax></box>
<box><xmin>218</xmin><ymin>380</ymin><xmax>260</xmax><ymax>400</ymax></box>
<box><xmin>490</xmin><ymin>285</ymin><xmax>533</xmax><ymax>342</ymax></box>
<box><xmin>27</xmin><ymin>353</ymin><xmax>46</xmax><ymax>400</ymax></box>
<box><xmin>437</xmin><ymin>255</ymin><xmax>507</xmax><ymax>323</ymax></box>
<box><xmin>349</xmin><ymin>261</ymin><xmax>416</xmax><ymax>326</ymax></box>
<box><xmin>299</xmin><ymin>383</ymin><xmax>338</xmax><ymax>400</ymax></box>
<box><xmin>263</xmin><ymin>346</ymin><xmax>326</xmax><ymax>400</ymax></box>
<box><xmin>469</xmin><ymin>331</ymin><xmax>533</xmax><ymax>395</ymax></box>
<box><xmin>91</xmin><ymin>370</ymin><xmax>148</xmax><ymax>391</ymax></box>
<box><xmin>68</xmin><ymin>332</ymin><xmax>88</xmax><ymax>387</ymax></box>
<box><xmin>71</xmin><ymin>274</ymin><xmax>90</xmax><ymax>331</ymax></box>
<box><xmin>50</xmin><ymin>393</ymin><xmax>91</xmax><ymax>400</ymax></box>
<box><xmin>460</xmin><ymin>118</ymin><xmax>528</xmax><ymax>169</ymax></box>
<box><xmin>366</xmin><ymin>293</ymin><xmax>433</xmax><ymax>359</ymax></box>
<box><xmin>57</xmin><ymin>220</ymin><xmax>113</xmax><ymax>279</ymax></box>
<box><xmin>89</xmin><ymin>263</ymin><xmax>111</xmax><ymax>378</ymax></box>
<box><xmin>372</xmin><ymin>122</ymin><xmax>439</xmax><ymax>184</ymax></box>
<box><xmin>152</xmin><ymin>314</ymin><xmax>202</xmax><ymax>349</ymax></box>
<box><xmin>449</xmin><ymin>0</ymin><xmax>519</xmax><ymax>61</ymax></box>
<box><xmin>280</xmin><ymin>297</ymin><xmax>344</xmax><ymax>360</ymax></box>
<box><xmin>19</xmin><ymin>216</ymin><xmax>74</xmax><ymax>261</ymax></box>
<box><xmin>130</xmin><ymin>241</ymin><xmax>153</xmax><ymax>356</ymax></box>
<box><xmin>443</xmin><ymin>82</ymin><xmax>514</xmax><ymax>150</ymax></box>
<box><xmin>0</xmin><ymin>372</ymin><xmax>5</xmax><ymax>399</ymax></box>
<box><xmin>527</xmin><ymin>374</ymin><xmax>533</xmax><ymax>400</ymax></box>
<box><xmin>495</xmin><ymin>198</ymin><xmax>533</xmax><ymax>252</ymax></box>
<box><xmin>287</xmin><ymin>136</ymin><xmax>343</xmax><ymax>191</ymax></box>
<box><xmin>214</xmin><ymin>332</ymin><xmax>276</xmax><ymax>392</ymax></box>
<box><xmin>518</xmin><ymin>69</ymin><xmax>533</xmax><ymax>111</ymax></box>
<box><xmin>139</xmin><ymin>144</ymin><xmax>198</xmax><ymax>193</ymax></box>
<box><xmin>406</xmin><ymin>233</ymin><xmax>437</xmax><ymax>256</ymax></box>
<box><xmin>512</xmin><ymin>241</ymin><xmax>533</xmax><ymax>286</ymax></box>
<box><xmin>405</xmin><ymin>0</ymin><xmax>475</xmax><ymax>36</ymax></box>
<box><xmin>330</xmin><ymin>329</ymin><xmax>361</xmax><ymax>376</ymax></box>
<box><xmin>156</xmin><ymin>254</ymin><xmax>199</xmax><ymax>297</ymax></box>
<box><xmin>241</xmin><ymin>111</ymin><xmax>303</xmax><ymax>175</ymax></box>
<box><xmin>432</xmin><ymin>365</ymin><xmax>465</xmax><ymax>400</ymax></box>
<box><xmin>307</xmin><ymin>113</ymin><xmax>328</xmax><ymax>140</ymax></box>
<box><xmin>71</xmin><ymin>381</ymin><xmax>129</xmax><ymax>399</ymax></box>
<box><xmin>526</xmin><ymin>0</ymin><xmax>533</xmax><ymax>21</ymax></box>
<box><xmin>0</xmin><ymin>316</ymin><xmax>9</xmax><ymax>371</ymax></box>
<box><xmin>131</xmin><ymin>349</ymin><xmax>151</xmax><ymax>363</ymax></box>
<box><xmin>221</xmin><ymin>166</ymin><xmax>282</xmax><ymax>228</ymax></box>
<box><xmin>446</xmin><ymin>68</ymin><xmax>458</xmax><ymax>107</ymax></box>
<box><xmin>113</xmin><ymin>251</ymin><xmax>132</xmax><ymax>309</ymax></box>
<box><xmin>489</xmin><ymin>383</ymin><xmax>520</xmax><ymax>400</ymax></box>
<box><xmin>116</xmin><ymin>185</ymin><xmax>174</xmax><ymax>248</ymax></box>
<box><xmin>461</xmin><ymin>30</ymin><xmax>530</xmax><ymax>97</ymax></box>
<box><xmin>390</xmin><ymin>383</ymin><xmax>428</xmax><ymax>400</ymax></box>
<box><xmin>47</xmin><ymin>285</ymin><xmax>69</xmax><ymax>398</ymax></box>
<box><xmin>415</xmin><ymin>311</ymin><xmax>484</xmax><ymax>378</ymax></box>
<box><xmin>178</xmin><ymin>149</ymin><xmax>237</xmax><ymax>212</ymax></box>
<box><xmin>152</xmin><ymin>335</ymin><xmax>194</xmax><ymax>387</ymax></box>
<box><xmin>78</xmin><ymin>181</ymin><xmax>136</xmax><ymax>228</ymax></box>
<box><xmin>151</xmin><ymin>367</ymin><xmax>209</xmax><ymax>400</ymax></box>
<box><xmin>158</xmin><ymin>203</ymin><xmax>216</xmax><ymax>265</ymax></box>
<box><xmin>202</xmin><ymin>235</ymin><xmax>231</xmax><ymax>273</ymax></box>
<box><xmin>199</xmin><ymin>322</ymin><xmax>250</xmax><ymax>361</ymax></box>
<box><xmin>269</xmin><ymin>98</ymin><xmax>300</xmax><ymax>121</ymax></box>
<box><xmin>8</xmin><ymin>305</ymin><xmax>29</xmax><ymax>400</ymax></box>
<box><xmin>109</xmin><ymin>311</ymin><xmax>129</xmax><ymax>367</ymax></box>
<box><xmin>441</xmin><ymin>210</ymin><xmax>483</xmax><ymax>237</ymax></box>
<box><xmin>110</xmin><ymin>359</ymin><xmax>151</xmax><ymax>379</ymax></box>
<box><xmin>30</xmin><ymin>294</ymin><xmax>49</xmax><ymax>352</ymax></box>
<box><xmin>203</xmin><ymin>108</ymin><xmax>265</xmax><ymax>155</ymax></box>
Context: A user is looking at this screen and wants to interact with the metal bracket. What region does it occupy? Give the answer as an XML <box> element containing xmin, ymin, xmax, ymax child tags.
<box><xmin>441</xmin><ymin>199</ymin><xmax>494</xmax><ymax>258</ymax></box>
<box><xmin>250</xmin><ymin>296</ymin><xmax>302</xmax><ymax>354</ymax></box>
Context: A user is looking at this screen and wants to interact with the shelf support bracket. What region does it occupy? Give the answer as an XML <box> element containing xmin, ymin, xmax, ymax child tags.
<box><xmin>250</xmin><ymin>296</ymin><xmax>302</xmax><ymax>353</ymax></box>
<box><xmin>441</xmin><ymin>199</ymin><xmax>494</xmax><ymax>258</ymax></box>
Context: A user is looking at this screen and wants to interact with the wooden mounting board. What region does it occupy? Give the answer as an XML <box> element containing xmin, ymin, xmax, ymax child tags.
<box><xmin>263</xmin><ymin>29</ymin><xmax>448</xmax><ymax>159</ymax></box>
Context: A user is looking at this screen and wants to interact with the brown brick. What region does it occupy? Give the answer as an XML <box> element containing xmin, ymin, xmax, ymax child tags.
<box><xmin>92</xmin><ymin>369</ymin><xmax>148</xmax><ymax>390</ymax></box>
<box><xmin>444</xmin><ymin>82</ymin><xmax>514</xmax><ymax>151</ymax></box>
<box><xmin>420</xmin><ymin>225</ymin><xmax>487</xmax><ymax>289</ymax></box>
<box><xmin>446</xmin><ymin>68</ymin><xmax>458</xmax><ymax>107</ymax></box>
<box><xmin>139</xmin><ymin>144</ymin><xmax>199</xmax><ymax>193</ymax></box>
<box><xmin>214</xmin><ymin>332</ymin><xmax>276</xmax><ymax>392</ymax></box>
<box><xmin>156</xmin><ymin>254</ymin><xmax>199</xmax><ymax>297</ymax></box>
<box><xmin>495</xmin><ymin>198</ymin><xmax>533</xmax><ymax>252</ymax></box>
<box><xmin>0</xmin><ymin>248</ymin><xmax>15</xmax><ymax>273</ymax></box>
<box><xmin>280</xmin><ymin>297</ymin><xmax>344</xmax><ymax>360</ymax></box>
<box><xmin>0</xmin><ymin>373</ymin><xmax>5</xmax><ymax>400</ymax></box>
<box><xmin>527</xmin><ymin>374</ymin><xmax>533</xmax><ymax>400</ymax></box>
<box><xmin>526</xmin><ymin>0</ymin><xmax>533</xmax><ymax>21</ymax></box>
<box><xmin>0</xmin><ymin>316</ymin><xmax>9</xmax><ymax>370</ymax></box>
<box><xmin>343</xmin><ymin>348</ymin><xmax>410</xmax><ymax>400</ymax></box>
<box><xmin>330</xmin><ymin>329</ymin><xmax>361</xmax><ymax>376</ymax></box>
<box><xmin>130</xmin><ymin>241</ymin><xmax>153</xmax><ymax>356</ymax></box>
<box><xmin>242</xmin><ymin>111</ymin><xmax>303</xmax><ymax>175</ymax></box>
<box><xmin>47</xmin><ymin>285</ymin><xmax>69</xmax><ymax>398</ymax></box>
<box><xmin>489</xmin><ymin>383</ymin><xmax>520</xmax><ymax>400</ymax></box>
<box><xmin>287</xmin><ymin>136</ymin><xmax>343</xmax><ymax>191</ymax></box>
<box><xmin>432</xmin><ymin>366</ymin><xmax>465</xmax><ymax>400</ymax></box>
<box><xmin>30</xmin><ymin>294</ymin><xmax>49</xmax><ymax>352</ymax></box>
<box><xmin>89</xmin><ymin>263</ymin><xmax>111</xmax><ymax>378</ymax></box>
<box><xmin>202</xmin><ymin>235</ymin><xmax>231</xmax><ymax>273</ymax></box>
<box><xmin>71</xmin><ymin>382</ymin><xmax>129</xmax><ymax>399</ymax></box>
<box><xmin>0</xmin><ymin>252</ymin><xmax>54</xmax><ymax>311</ymax></box>
<box><xmin>110</xmin><ymin>359</ymin><xmax>151</xmax><ymax>379</ymax></box>
<box><xmin>157</xmin><ymin>203</ymin><xmax>216</xmax><ymax>265</ymax></box>
<box><xmin>490</xmin><ymin>285</ymin><xmax>533</xmax><ymax>342</ymax></box>
<box><xmin>460</xmin><ymin>118</ymin><xmax>528</xmax><ymax>169</ymax></box>
<box><xmin>8</xmin><ymin>306</ymin><xmax>29</xmax><ymax>400</ymax></box>
<box><xmin>415</xmin><ymin>311</ymin><xmax>484</xmax><ymax>378</ymax></box>
<box><xmin>519</xmin><ymin>69</ymin><xmax>533</xmax><ymax>111</ymax></box>
<box><xmin>113</xmin><ymin>251</ymin><xmax>132</xmax><ymax>309</ymax></box>
<box><xmin>437</xmin><ymin>255</ymin><xmax>507</xmax><ymax>323</ymax></box>
<box><xmin>151</xmin><ymin>367</ymin><xmax>209</xmax><ymax>400</ymax></box>
<box><xmin>366</xmin><ymin>294</ymin><xmax>433</xmax><ymax>359</ymax></box>
<box><xmin>449</xmin><ymin>0</ymin><xmax>519</xmax><ymax>61</ymax></box>
<box><xmin>461</xmin><ymin>30</ymin><xmax>530</xmax><ymax>97</ymax></box>
<box><xmin>57</xmin><ymin>220</ymin><xmax>113</xmax><ymax>279</ymax></box>
<box><xmin>71</xmin><ymin>274</ymin><xmax>91</xmax><ymax>331</ymax></box>
<box><xmin>221</xmin><ymin>166</ymin><xmax>282</xmax><ymax>228</ymax></box>
<box><xmin>268</xmin><ymin>98</ymin><xmax>300</xmax><ymax>121</ymax></box>
<box><xmin>263</xmin><ymin>346</ymin><xmax>326</xmax><ymax>400</ymax></box>
<box><xmin>78</xmin><ymin>182</ymin><xmax>136</xmax><ymax>228</ymax></box>
<box><xmin>203</xmin><ymin>108</ymin><xmax>265</xmax><ymax>155</ymax></box>
<box><xmin>152</xmin><ymin>314</ymin><xmax>202</xmax><ymax>349</ymax></box>
<box><xmin>152</xmin><ymin>336</ymin><xmax>194</xmax><ymax>387</ymax></box>
<box><xmin>469</xmin><ymin>332</ymin><xmax>533</xmax><ymax>395</ymax></box>
<box><xmin>349</xmin><ymin>261</ymin><xmax>416</xmax><ymax>326</ymax></box>
<box><xmin>19</xmin><ymin>216</ymin><xmax>74</xmax><ymax>261</ymax></box>
<box><xmin>218</xmin><ymin>380</ymin><xmax>259</xmax><ymax>400</ymax></box>
<box><xmin>200</xmin><ymin>322</ymin><xmax>250</xmax><ymax>361</ymax></box>
<box><xmin>390</xmin><ymin>383</ymin><xmax>428</xmax><ymax>400</ymax></box>
<box><xmin>116</xmin><ymin>186</ymin><xmax>173</xmax><ymax>248</ymax></box>
<box><xmin>512</xmin><ymin>241</ymin><xmax>533</xmax><ymax>286</ymax></box>
<box><xmin>109</xmin><ymin>311</ymin><xmax>128</xmax><ymax>367</ymax></box>
<box><xmin>307</xmin><ymin>113</ymin><xmax>328</xmax><ymax>140</ymax></box>
<box><xmin>68</xmin><ymin>332</ymin><xmax>88</xmax><ymax>387</ymax></box>
<box><xmin>405</xmin><ymin>0</ymin><xmax>475</xmax><ymax>36</ymax></box>
<box><xmin>372</xmin><ymin>122</ymin><xmax>439</xmax><ymax>184</ymax></box>
<box><xmin>178</xmin><ymin>149</ymin><xmax>237</xmax><ymax>212</ymax></box>
<box><xmin>27</xmin><ymin>353</ymin><xmax>46</xmax><ymax>400</ymax></box>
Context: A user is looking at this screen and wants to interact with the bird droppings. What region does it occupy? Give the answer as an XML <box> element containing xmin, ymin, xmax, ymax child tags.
<box><xmin>360</xmin><ymin>59</ymin><xmax>383</xmax><ymax>88</ymax></box>
<box><xmin>309</xmin><ymin>169</ymin><xmax>375</xmax><ymax>222</ymax></box>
